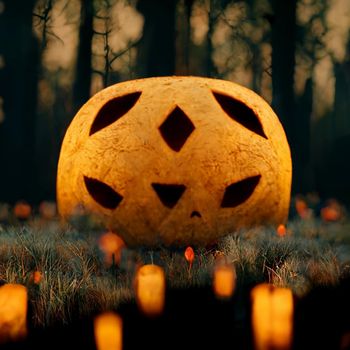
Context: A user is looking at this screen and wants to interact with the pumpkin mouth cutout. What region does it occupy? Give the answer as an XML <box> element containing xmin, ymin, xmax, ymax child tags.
<box><xmin>221</xmin><ymin>175</ymin><xmax>261</xmax><ymax>208</ymax></box>
<box><xmin>152</xmin><ymin>183</ymin><xmax>186</xmax><ymax>208</ymax></box>
<box><xmin>190</xmin><ymin>211</ymin><xmax>202</xmax><ymax>218</ymax></box>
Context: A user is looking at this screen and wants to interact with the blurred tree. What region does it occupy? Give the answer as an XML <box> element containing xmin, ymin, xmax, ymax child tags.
<box><xmin>0</xmin><ymin>0</ymin><xmax>39</xmax><ymax>203</ymax></box>
<box><xmin>333</xmin><ymin>35</ymin><xmax>350</xmax><ymax>139</ymax></box>
<box><xmin>176</xmin><ymin>0</ymin><xmax>194</xmax><ymax>74</ymax></box>
<box><xmin>269</xmin><ymin>0</ymin><xmax>298</xmax><ymax>191</ymax></box>
<box><xmin>206</xmin><ymin>0</ymin><xmax>218</xmax><ymax>77</ymax></box>
<box><xmin>73</xmin><ymin>0</ymin><xmax>94</xmax><ymax>113</ymax></box>
<box><xmin>136</xmin><ymin>0</ymin><xmax>177</xmax><ymax>77</ymax></box>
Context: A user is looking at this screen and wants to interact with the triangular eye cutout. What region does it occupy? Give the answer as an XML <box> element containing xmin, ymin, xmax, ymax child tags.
<box><xmin>159</xmin><ymin>106</ymin><xmax>195</xmax><ymax>152</ymax></box>
<box><xmin>221</xmin><ymin>175</ymin><xmax>261</xmax><ymax>208</ymax></box>
<box><xmin>89</xmin><ymin>91</ymin><xmax>141</xmax><ymax>136</ymax></box>
<box><xmin>212</xmin><ymin>91</ymin><xmax>268</xmax><ymax>139</ymax></box>
<box><xmin>152</xmin><ymin>183</ymin><xmax>186</xmax><ymax>209</ymax></box>
<box><xmin>84</xmin><ymin>176</ymin><xmax>123</xmax><ymax>209</ymax></box>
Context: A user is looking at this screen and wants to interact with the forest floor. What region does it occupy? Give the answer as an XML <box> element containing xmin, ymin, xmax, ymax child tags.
<box><xmin>0</xmin><ymin>196</ymin><xmax>350</xmax><ymax>349</ymax></box>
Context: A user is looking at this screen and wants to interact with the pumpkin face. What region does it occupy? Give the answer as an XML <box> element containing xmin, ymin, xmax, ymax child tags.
<box><xmin>57</xmin><ymin>77</ymin><xmax>291</xmax><ymax>246</ymax></box>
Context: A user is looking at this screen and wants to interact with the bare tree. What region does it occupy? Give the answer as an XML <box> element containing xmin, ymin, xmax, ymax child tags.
<box><xmin>73</xmin><ymin>0</ymin><xmax>94</xmax><ymax>113</ymax></box>
<box><xmin>269</xmin><ymin>0</ymin><xmax>298</xmax><ymax>190</ymax></box>
<box><xmin>136</xmin><ymin>0</ymin><xmax>177</xmax><ymax>77</ymax></box>
<box><xmin>0</xmin><ymin>0</ymin><xmax>39</xmax><ymax>203</ymax></box>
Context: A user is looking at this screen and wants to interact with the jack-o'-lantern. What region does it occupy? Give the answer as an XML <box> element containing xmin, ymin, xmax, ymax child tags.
<box><xmin>57</xmin><ymin>77</ymin><xmax>291</xmax><ymax>246</ymax></box>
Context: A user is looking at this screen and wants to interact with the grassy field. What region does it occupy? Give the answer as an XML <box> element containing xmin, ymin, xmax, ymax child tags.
<box><xmin>0</xmin><ymin>197</ymin><xmax>349</xmax><ymax>330</ymax></box>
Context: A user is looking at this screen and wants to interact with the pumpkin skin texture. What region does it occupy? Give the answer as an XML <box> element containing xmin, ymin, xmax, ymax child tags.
<box><xmin>57</xmin><ymin>77</ymin><xmax>292</xmax><ymax>246</ymax></box>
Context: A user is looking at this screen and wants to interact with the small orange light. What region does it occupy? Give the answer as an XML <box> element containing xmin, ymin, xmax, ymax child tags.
<box><xmin>295</xmin><ymin>197</ymin><xmax>311</xmax><ymax>219</ymax></box>
<box><xmin>39</xmin><ymin>201</ymin><xmax>57</xmax><ymax>219</ymax></box>
<box><xmin>32</xmin><ymin>271</ymin><xmax>42</xmax><ymax>285</ymax></box>
<box><xmin>98</xmin><ymin>231</ymin><xmax>125</xmax><ymax>266</ymax></box>
<box><xmin>276</xmin><ymin>224</ymin><xmax>287</xmax><ymax>237</ymax></box>
<box><xmin>321</xmin><ymin>200</ymin><xmax>342</xmax><ymax>222</ymax></box>
<box><xmin>184</xmin><ymin>246</ymin><xmax>194</xmax><ymax>265</ymax></box>
<box><xmin>13</xmin><ymin>201</ymin><xmax>31</xmax><ymax>220</ymax></box>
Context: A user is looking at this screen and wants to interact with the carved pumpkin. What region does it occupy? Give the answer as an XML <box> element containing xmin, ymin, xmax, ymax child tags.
<box><xmin>57</xmin><ymin>77</ymin><xmax>291</xmax><ymax>246</ymax></box>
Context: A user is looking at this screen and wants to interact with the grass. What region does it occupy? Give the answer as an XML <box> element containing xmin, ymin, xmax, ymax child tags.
<box><xmin>0</xmin><ymin>199</ymin><xmax>350</xmax><ymax>330</ymax></box>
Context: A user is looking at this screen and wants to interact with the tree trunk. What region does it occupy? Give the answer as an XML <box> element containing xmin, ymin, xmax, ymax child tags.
<box><xmin>73</xmin><ymin>0</ymin><xmax>94</xmax><ymax>113</ymax></box>
<box><xmin>296</xmin><ymin>77</ymin><xmax>313</xmax><ymax>193</ymax></box>
<box><xmin>206</xmin><ymin>0</ymin><xmax>216</xmax><ymax>77</ymax></box>
<box><xmin>0</xmin><ymin>0</ymin><xmax>39</xmax><ymax>203</ymax></box>
<box><xmin>176</xmin><ymin>0</ymin><xmax>194</xmax><ymax>74</ymax></box>
<box><xmin>270</xmin><ymin>0</ymin><xmax>298</xmax><ymax>192</ymax></box>
<box><xmin>136</xmin><ymin>0</ymin><xmax>177</xmax><ymax>77</ymax></box>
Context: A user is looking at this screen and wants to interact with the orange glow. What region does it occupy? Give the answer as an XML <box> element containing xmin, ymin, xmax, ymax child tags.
<box><xmin>340</xmin><ymin>331</ymin><xmax>350</xmax><ymax>350</ymax></box>
<box><xmin>213</xmin><ymin>250</ymin><xmax>225</xmax><ymax>262</ymax></box>
<box><xmin>251</xmin><ymin>284</ymin><xmax>293</xmax><ymax>350</ymax></box>
<box><xmin>39</xmin><ymin>201</ymin><xmax>57</xmax><ymax>219</ymax></box>
<box><xmin>277</xmin><ymin>224</ymin><xmax>287</xmax><ymax>237</ymax></box>
<box><xmin>13</xmin><ymin>201</ymin><xmax>31</xmax><ymax>220</ymax></box>
<box><xmin>31</xmin><ymin>271</ymin><xmax>42</xmax><ymax>285</ymax></box>
<box><xmin>98</xmin><ymin>231</ymin><xmax>126</xmax><ymax>266</ymax></box>
<box><xmin>134</xmin><ymin>264</ymin><xmax>165</xmax><ymax>317</ymax></box>
<box><xmin>295</xmin><ymin>198</ymin><xmax>310</xmax><ymax>219</ymax></box>
<box><xmin>0</xmin><ymin>284</ymin><xmax>28</xmax><ymax>343</ymax></box>
<box><xmin>94</xmin><ymin>312</ymin><xmax>122</xmax><ymax>350</ymax></box>
<box><xmin>213</xmin><ymin>264</ymin><xmax>236</xmax><ymax>299</ymax></box>
<box><xmin>321</xmin><ymin>200</ymin><xmax>342</xmax><ymax>222</ymax></box>
<box><xmin>184</xmin><ymin>246</ymin><xmax>195</xmax><ymax>264</ymax></box>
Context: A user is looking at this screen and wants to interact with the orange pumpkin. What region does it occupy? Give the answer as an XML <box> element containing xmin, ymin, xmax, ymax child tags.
<box><xmin>57</xmin><ymin>77</ymin><xmax>291</xmax><ymax>246</ymax></box>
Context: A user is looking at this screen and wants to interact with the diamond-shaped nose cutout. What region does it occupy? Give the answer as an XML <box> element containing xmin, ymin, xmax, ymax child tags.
<box><xmin>159</xmin><ymin>106</ymin><xmax>195</xmax><ymax>152</ymax></box>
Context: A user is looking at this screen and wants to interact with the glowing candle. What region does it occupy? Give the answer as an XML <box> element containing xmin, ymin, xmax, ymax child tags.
<box><xmin>213</xmin><ymin>264</ymin><xmax>236</xmax><ymax>299</ymax></box>
<box><xmin>94</xmin><ymin>312</ymin><xmax>122</xmax><ymax>350</ymax></box>
<box><xmin>135</xmin><ymin>264</ymin><xmax>165</xmax><ymax>317</ymax></box>
<box><xmin>0</xmin><ymin>284</ymin><xmax>27</xmax><ymax>343</ymax></box>
<box><xmin>251</xmin><ymin>283</ymin><xmax>293</xmax><ymax>350</ymax></box>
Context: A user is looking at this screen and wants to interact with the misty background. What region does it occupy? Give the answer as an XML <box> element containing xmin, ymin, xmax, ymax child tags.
<box><xmin>0</xmin><ymin>0</ymin><xmax>349</xmax><ymax>206</ymax></box>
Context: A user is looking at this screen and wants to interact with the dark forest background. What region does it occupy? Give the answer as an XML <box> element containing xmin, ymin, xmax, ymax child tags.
<box><xmin>0</xmin><ymin>0</ymin><xmax>349</xmax><ymax>205</ymax></box>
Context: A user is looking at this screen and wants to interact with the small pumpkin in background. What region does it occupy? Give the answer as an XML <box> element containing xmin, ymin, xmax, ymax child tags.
<box><xmin>13</xmin><ymin>201</ymin><xmax>31</xmax><ymax>220</ymax></box>
<box><xmin>57</xmin><ymin>77</ymin><xmax>291</xmax><ymax>246</ymax></box>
